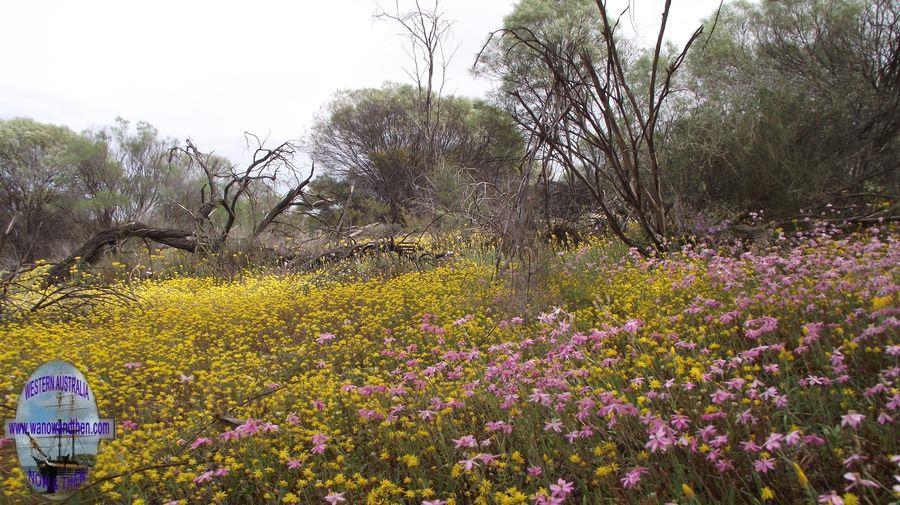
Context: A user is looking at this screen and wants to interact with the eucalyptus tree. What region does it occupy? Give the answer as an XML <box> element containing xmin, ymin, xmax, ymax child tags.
<box><xmin>665</xmin><ymin>0</ymin><xmax>899</xmax><ymax>218</ymax></box>
<box><xmin>310</xmin><ymin>83</ymin><xmax>522</xmax><ymax>225</ymax></box>
<box><xmin>0</xmin><ymin>118</ymin><xmax>78</xmax><ymax>262</ymax></box>
<box><xmin>477</xmin><ymin>0</ymin><xmax>707</xmax><ymax>253</ymax></box>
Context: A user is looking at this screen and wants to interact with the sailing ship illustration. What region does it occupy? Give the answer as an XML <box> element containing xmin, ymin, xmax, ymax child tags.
<box><xmin>25</xmin><ymin>391</ymin><xmax>92</xmax><ymax>494</ymax></box>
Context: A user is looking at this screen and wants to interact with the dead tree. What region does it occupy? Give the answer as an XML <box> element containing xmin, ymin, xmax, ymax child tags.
<box><xmin>251</xmin><ymin>163</ymin><xmax>317</xmax><ymax>240</ymax></box>
<box><xmin>45</xmin><ymin>135</ymin><xmax>314</xmax><ymax>283</ymax></box>
<box><xmin>375</xmin><ymin>0</ymin><xmax>455</xmax><ymax>160</ymax></box>
<box><xmin>479</xmin><ymin>0</ymin><xmax>707</xmax><ymax>253</ymax></box>
<box><xmin>45</xmin><ymin>223</ymin><xmax>198</xmax><ymax>282</ymax></box>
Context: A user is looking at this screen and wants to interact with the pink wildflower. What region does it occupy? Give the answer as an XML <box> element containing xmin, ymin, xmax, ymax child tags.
<box><xmin>818</xmin><ymin>491</ymin><xmax>844</xmax><ymax>504</ymax></box>
<box><xmin>710</xmin><ymin>388</ymin><xmax>736</xmax><ymax>404</ymax></box>
<box><xmin>324</xmin><ymin>491</ymin><xmax>346</xmax><ymax>504</ymax></box>
<box><xmin>317</xmin><ymin>332</ymin><xmax>336</xmax><ymax>344</ymax></box>
<box><xmin>622</xmin><ymin>319</ymin><xmax>643</xmax><ymax>333</ymax></box>
<box><xmin>311</xmin><ymin>433</ymin><xmax>329</xmax><ymax>454</ymax></box>
<box><xmin>763</xmin><ymin>432</ymin><xmax>783</xmax><ymax>451</ymax></box>
<box><xmin>743</xmin><ymin>316</ymin><xmax>778</xmax><ymax>339</ymax></box>
<box><xmin>550</xmin><ymin>478</ymin><xmax>574</xmax><ymax>498</ymax></box>
<box><xmin>189</xmin><ymin>437</ymin><xmax>212</xmax><ymax>450</ymax></box>
<box><xmin>840</xmin><ymin>411</ymin><xmax>865</xmax><ymax>429</ymax></box>
<box><xmin>753</xmin><ymin>457</ymin><xmax>776</xmax><ymax>474</ymax></box>
<box><xmin>219</xmin><ymin>429</ymin><xmax>243</xmax><ymax>441</ymax></box>
<box><xmin>544</xmin><ymin>419</ymin><xmax>563</xmax><ymax>432</ymax></box>
<box><xmin>620</xmin><ymin>466</ymin><xmax>648</xmax><ymax>488</ymax></box>
<box><xmin>236</xmin><ymin>418</ymin><xmax>260</xmax><ymax>436</ymax></box>
<box><xmin>843</xmin><ymin>472</ymin><xmax>879</xmax><ymax>491</ymax></box>
<box><xmin>645</xmin><ymin>425</ymin><xmax>675</xmax><ymax>453</ymax></box>
<box><xmin>192</xmin><ymin>470</ymin><xmax>214</xmax><ymax>484</ymax></box>
<box><xmin>458</xmin><ymin>457</ymin><xmax>480</xmax><ymax>471</ymax></box>
<box><xmin>453</xmin><ymin>435</ymin><xmax>477</xmax><ymax>448</ymax></box>
<box><xmin>478</xmin><ymin>453</ymin><xmax>500</xmax><ymax>466</ymax></box>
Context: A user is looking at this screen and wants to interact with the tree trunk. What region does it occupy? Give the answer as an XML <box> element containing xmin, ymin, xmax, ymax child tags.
<box><xmin>46</xmin><ymin>222</ymin><xmax>197</xmax><ymax>283</ymax></box>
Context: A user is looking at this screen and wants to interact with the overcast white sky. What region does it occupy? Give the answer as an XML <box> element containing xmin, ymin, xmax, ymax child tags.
<box><xmin>0</xmin><ymin>0</ymin><xmax>723</xmax><ymax>165</ymax></box>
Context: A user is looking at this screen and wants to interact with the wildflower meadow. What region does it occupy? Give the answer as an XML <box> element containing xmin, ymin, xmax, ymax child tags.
<box><xmin>0</xmin><ymin>226</ymin><xmax>898</xmax><ymax>504</ymax></box>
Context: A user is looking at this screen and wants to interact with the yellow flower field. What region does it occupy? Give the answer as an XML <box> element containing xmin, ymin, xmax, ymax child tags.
<box><xmin>0</xmin><ymin>228</ymin><xmax>898</xmax><ymax>504</ymax></box>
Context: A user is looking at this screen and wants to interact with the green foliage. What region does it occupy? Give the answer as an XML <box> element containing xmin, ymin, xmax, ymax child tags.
<box><xmin>305</xmin><ymin>174</ymin><xmax>391</xmax><ymax>229</ymax></box>
<box><xmin>0</xmin><ymin>118</ymin><xmax>81</xmax><ymax>261</ymax></box>
<box><xmin>663</xmin><ymin>0</ymin><xmax>898</xmax><ymax>220</ymax></box>
<box><xmin>499</xmin><ymin>0</ymin><xmax>600</xmax><ymax>54</ymax></box>
<box><xmin>478</xmin><ymin>0</ymin><xmax>604</xmax><ymax>98</ymax></box>
<box><xmin>311</xmin><ymin>83</ymin><xmax>523</xmax><ymax>225</ymax></box>
<box><xmin>0</xmin><ymin>117</ymin><xmax>186</xmax><ymax>263</ymax></box>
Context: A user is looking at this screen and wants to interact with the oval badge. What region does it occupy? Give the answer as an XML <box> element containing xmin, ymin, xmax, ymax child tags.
<box><xmin>4</xmin><ymin>360</ymin><xmax>114</xmax><ymax>500</ymax></box>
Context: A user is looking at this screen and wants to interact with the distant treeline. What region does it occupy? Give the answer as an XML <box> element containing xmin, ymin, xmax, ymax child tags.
<box><xmin>1</xmin><ymin>0</ymin><xmax>896</xmax><ymax>265</ymax></box>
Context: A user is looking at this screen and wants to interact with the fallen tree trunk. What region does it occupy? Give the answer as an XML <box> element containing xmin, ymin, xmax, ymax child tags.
<box><xmin>46</xmin><ymin>222</ymin><xmax>198</xmax><ymax>283</ymax></box>
<box><xmin>305</xmin><ymin>237</ymin><xmax>450</xmax><ymax>269</ymax></box>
